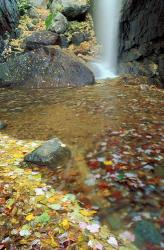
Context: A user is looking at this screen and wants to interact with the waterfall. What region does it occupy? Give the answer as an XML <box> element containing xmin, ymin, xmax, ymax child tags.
<box><xmin>90</xmin><ymin>0</ymin><xmax>122</xmax><ymax>80</ymax></box>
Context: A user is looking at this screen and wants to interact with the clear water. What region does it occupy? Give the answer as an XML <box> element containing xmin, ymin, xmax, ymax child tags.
<box><xmin>90</xmin><ymin>0</ymin><xmax>122</xmax><ymax>79</ymax></box>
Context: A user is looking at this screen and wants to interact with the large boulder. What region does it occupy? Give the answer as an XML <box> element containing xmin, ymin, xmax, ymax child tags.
<box><xmin>29</xmin><ymin>0</ymin><xmax>47</xmax><ymax>8</ymax></box>
<box><xmin>0</xmin><ymin>46</ymin><xmax>95</xmax><ymax>88</ymax></box>
<box><xmin>24</xmin><ymin>138</ymin><xmax>71</xmax><ymax>168</ymax></box>
<box><xmin>119</xmin><ymin>0</ymin><xmax>164</xmax><ymax>86</ymax></box>
<box><xmin>25</xmin><ymin>31</ymin><xmax>59</xmax><ymax>50</ymax></box>
<box><xmin>50</xmin><ymin>0</ymin><xmax>89</xmax><ymax>20</ymax></box>
<box><xmin>0</xmin><ymin>0</ymin><xmax>19</xmax><ymax>36</ymax></box>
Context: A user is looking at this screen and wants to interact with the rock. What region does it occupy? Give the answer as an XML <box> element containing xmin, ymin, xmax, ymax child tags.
<box><xmin>58</xmin><ymin>34</ymin><xmax>69</xmax><ymax>48</ymax></box>
<box><xmin>0</xmin><ymin>0</ymin><xmax>19</xmax><ymax>36</ymax></box>
<box><xmin>119</xmin><ymin>0</ymin><xmax>164</xmax><ymax>86</ymax></box>
<box><xmin>32</xmin><ymin>19</ymin><xmax>40</xmax><ymax>25</ymax></box>
<box><xmin>27</xmin><ymin>23</ymin><xmax>35</xmax><ymax>31</ymax></box>
<box><xmin>12</xmin><ymin>28</ymin><xmax>23</xmax><ymax>39</ymax></box>
<box><xmin>50</xmin><ymin>0</ymin><xmax>89</xmax><ymax>20</ymax></box>
<box><xmin>24</xmin><ymin>138</ymin><xmax>71</xmax><ymax>168</ymax></box>
<box><xmin>0</xmin><ymin>121</ymin><xmax>7</xmax><ymax>130</ymax></box>
<box><xmin>0</xmin><ymin>46</ymin><xmax>95</xmax><ymax>88</ymax></box>
<box><xmin>0</xmin><ymin>37</ymin><xmax>5</xmax><ymax>54</ymax></box>
<box><xmin>158</xmin><ymin>54</ymin><xmax>164</xmax><ymax>83</ymax></box>
<box><xmin>134</xmin><ymin>220</ymin><xmax>161</xmax><ymax>246</ymax></box>
<box><xmin>71</xmin><ymin>32</ymin><xmax>89</xmax><ymax>45</ymax></box>
<box><xmin>28</xmin><ymin>7</ymin><xmax>39</xmax><ymax>19</ymax></box>
<box><xmin>25</xmin><ymin>31</ymin><xmax>59</xmax><ymax>50</ymax></box>
<box><xmin>48</xmin><ymin>12</ymin><xmax>68</xmax><ymax>34</ymax></box>
<box><xmin>30</xmin><ymin>0</ymin><xmax>47</xmax><ymax>8</ymax></box>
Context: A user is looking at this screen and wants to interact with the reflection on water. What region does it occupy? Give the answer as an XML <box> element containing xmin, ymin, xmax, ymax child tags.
<box><xmin>0</xmin><ymin>78</ymin><xmax>164</xmax><ymax>249</ymax></box>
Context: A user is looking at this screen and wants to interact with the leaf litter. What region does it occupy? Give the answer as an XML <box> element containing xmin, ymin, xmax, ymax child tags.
<box><xmin>0</xmin><ymin>133</ymin><xmax>137</xmax><ymax>249</ymax></box>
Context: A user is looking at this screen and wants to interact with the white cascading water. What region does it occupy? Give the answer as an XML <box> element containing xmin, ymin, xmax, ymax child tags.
<box><xmin>90</xmin><ymin>0</ymin><xmax>122</xmax><ymax>80</ymax></box>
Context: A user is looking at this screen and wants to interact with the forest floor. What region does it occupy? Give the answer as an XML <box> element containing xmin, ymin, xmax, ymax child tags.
<box><xmin>0</xmin><ymin>77</ymin><xmax>163</xmax><ymax>249</ymax></box>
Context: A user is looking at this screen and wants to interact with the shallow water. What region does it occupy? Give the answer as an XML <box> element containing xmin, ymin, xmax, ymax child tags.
<box><xmin>0</xmin><ymin>78</ymin><xmax>164</xmax><ymax>249</ymax></box>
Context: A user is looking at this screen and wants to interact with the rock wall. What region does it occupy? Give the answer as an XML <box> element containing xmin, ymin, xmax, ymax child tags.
<box><xmin>0</xmin><ymin>0</ymin><xmax>19</xmax><ymax>36</ymax></box>
<box><xmin>119</xmin><ymin>0</ymin><xmax>164</xmax><ymax>86</ymax></box>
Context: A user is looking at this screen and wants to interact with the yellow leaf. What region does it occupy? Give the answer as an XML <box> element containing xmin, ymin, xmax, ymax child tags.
<box><xmin>43</xmin><ymin>238</ymin><xmax>58</xmax><ymax>248</ymax></box>
<box><xmin>11</xmin><ymin>218</ymin><xmax>18</xmax><ymax>224</ymax></box>
<box><xmin>104</xmin><ymin>161</ymin><xmax>113</xmax><ymax>166</ymax></box>
<box><xmin>50</xmin><ymin>237</ymin><xmax>58</xmax><ymax>248</ymax></box>
<box><xmin>26</xmin><ymin>213</ymin><xmax>34</xmax><ymax>221</ymax></box>
<box><xmin>61</xmin><ymin>219</ymin><xmax>70</xmax><ymax>230</ymax></box>
<box><xmin>80</xmin><ymin>209</ymin><xmax>97</xmax><ymax>217</ymax></box>
<box><xmin>48</xmin><ymin>196</ymin><xmax>58</xmax><ymax>203</ymax></box>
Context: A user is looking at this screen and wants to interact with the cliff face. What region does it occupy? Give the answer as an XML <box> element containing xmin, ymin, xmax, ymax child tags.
<box><xmin>0</xmin><ymin>0</ymin><xmax>19</xmax><ymax>36</ymax></box>
<box><xmin>119</xmin><ymin>0</ymin><xmax>164</xmax><ymax>85</ymax></box>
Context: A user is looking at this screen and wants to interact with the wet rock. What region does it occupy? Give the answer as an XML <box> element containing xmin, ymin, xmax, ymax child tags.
<box><xmin>12</xmin><ymin>28</ymin><xmax>23</xmax><ymax>39</ymax></box>
<box><xmin>0</xmin><ymin>0</ymin><xmax>19</xmax><ymax>36</ymax></box>
<box><xmin>25</xmin><ymin>31</ymin><xmax>59</xmax><ymax>50</ymax></box>
<box><xmin>0</xmin><ymin>121</ymin><xmax>7</xmax><ymax>130</ymax></box>
<box><xmin>134</xmin><ymin>220</ymin><xmax>161</xmax><ymax>246</ymax></box>
<box><xmin>32</xmin><ymin>19</ymin><xmax>40</xmax><ymax>25</ymax></box>
<box><xmin>27</xmin><ymin>23</ymin><xmax>35</xmax><ymax>31</ymax></box>
<box><xmin>50</xmin><ymin>0</ymin><xmax>89</xmax><ymax>21</ymax></box>
<box><xmin>0</xmin><ymin>46</ymin><xmax>95</xmax><ymax>88</ymax></box>
<box><xmin>58</xmin><ymin>34</ymin><xmax>69</xmax><ymax>48</ymax></box>
<box><xmin>48</xmin><ymin>13</ymin><xmax>68</xmax><ymax>34</ymax></box>
<box><xmin>0</xmin><ymin>37</ymin><xmax>5</xmax><ymax>54</ymax></box>
<box><xmin>158</xmin><ymin>54</ymin><xmax>164</xmax><ymax>83</ymax></box>
<box><xmin>72</xmin><ymin>32</ymin><xmax>89</xmax><ymax>45</ymax></box>
<box><xmin>119</xmin><ymin>0</ymin><xmax>164</xmax><ymax>86</ymax></box>
<box><xmin>24</xmin><ymin>138</ymin><xmax>71</xmax><ymax>168</ymax></box>
<box><xmin>28</xmin><ymin>7</ymin><xmax>39</xmax><ymax>19</ymax></box>
<box><xmin>30</xmin><ymin>0</ymin><xmax>47</xmax><ymax>8</ymax></box>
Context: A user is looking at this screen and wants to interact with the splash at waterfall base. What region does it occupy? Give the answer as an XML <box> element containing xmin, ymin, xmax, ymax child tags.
<box><xmin>88</xmin><ymin>61</ymin><xmax>118</xmax><ymax>80</ymax></box>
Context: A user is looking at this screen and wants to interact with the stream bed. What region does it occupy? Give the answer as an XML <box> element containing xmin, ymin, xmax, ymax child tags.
<box><xmin>0</xmin><ymin>78</ymin><xmax>164</xmax><ymax>249</ymax></box>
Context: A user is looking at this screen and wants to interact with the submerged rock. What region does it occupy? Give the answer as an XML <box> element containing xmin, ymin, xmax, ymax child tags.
<box><xmin>0</xmin><ymin>46</ymin><xmax>95</xmax><ymax>88</ymax></box>
<box><xmin>25</xmin><ymin>31</ymin><xmax>59</xmax><ymax>50</ymax></box>
<box><xmin>0</xmin><ymin>121</ymin><xmax>7</xmax><ymax>130</ymax></box>
<box><xmin>24</xmin><ymin>138</ymin><xmax>71</xmax><ymax>168</ymax></box>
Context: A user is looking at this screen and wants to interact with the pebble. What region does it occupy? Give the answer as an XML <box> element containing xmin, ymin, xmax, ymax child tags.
<box><xmin>0</xmin><ymin>121</ymin><xmax>7</xmax><ymax>130</ymax></box>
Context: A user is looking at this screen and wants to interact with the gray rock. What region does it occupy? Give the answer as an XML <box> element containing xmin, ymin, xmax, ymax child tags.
<box><xmin>25</xmin><ymin>31</ymin><xmax>59</xmax><ymax>50</ymax></box>
<box><xmin>0</xmin><ymin>37</ymin><xmax>5</xmax><ymax>54</ymax></box>
<box><xmin>32</xmin><ymin>19</ymin><xmax>40</xmax><ymax>25</ymax></box>
<box><xmin>0</xmin><ymin>0</ymin><xmax>19</xmax><ymax>36</ymax></box>
<box><xmin>30</xmin><ymin>0</ymin><xmax>47</xmax><ymax>8</ymax></box>
<box><xmin>28</xmin><ymin>7</ymin><xmax>39</xmax><ymax>19</ymax></box>
<box><xmin>48</xmin><ymin>13</ymin><xmax>68</xmax><ymax>34</ymax></box>
<box><xmin>71</xmin><ymin>32</ymin><xmax>89</xmax><ymax>45</ymax></box>
<box><xmin>119</xmin><ymin>0</ymin><xmax>164</xmax><ymax>86</ymax></box>
<box><xmin>24</xmin><ymin>138</ymin><xmax>71</xmax><ymax>168</ymax></box>
<box><xmin>50</xmin><ymin>0</ymin><xmax>89</xmax><ymax>20</ymax></box>
<box><xmin>27</xmin><ymin>23</ymin><xmax>35</xmax><ymax>31</ymax></box>
<box><xmin>0</xmin><ymin>121</ymin><xmax>7</xmax><ymax>130</ymax></box>
<box><xmin>0</xmin><ymin>46</ymin><xmax>95</xmax><ymax>88</ymax></box>
<box><xmin>58</xmin><ymin>34</ymin><xmax>69</xmax><ymax>48</ymax></box>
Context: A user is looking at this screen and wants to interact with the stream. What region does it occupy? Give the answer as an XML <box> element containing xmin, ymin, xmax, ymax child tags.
<box><xmin>0</xmin><ymin>77</ymin><xmax>164</xmax><ymax>249</ymax></box>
